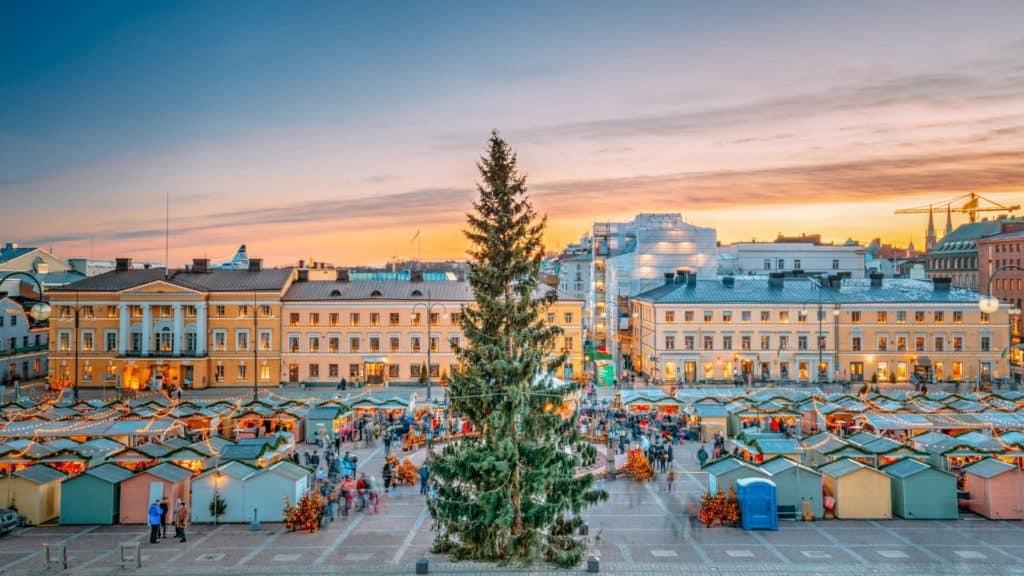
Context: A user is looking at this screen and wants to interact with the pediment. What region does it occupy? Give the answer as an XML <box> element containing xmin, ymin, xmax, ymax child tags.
<box><xmin>121</xmin><ymin>280</ymin><xmax>202</xmax><ymax>295</ymax></box>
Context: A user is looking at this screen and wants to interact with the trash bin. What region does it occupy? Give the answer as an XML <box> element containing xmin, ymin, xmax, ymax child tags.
<box><xmin>737</xmin><ymin>477</ymin><xmax>778</xmax><ymax>531</ymax></box>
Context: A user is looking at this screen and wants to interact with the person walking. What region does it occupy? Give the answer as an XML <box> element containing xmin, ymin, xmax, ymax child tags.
<box><xmin>159</xmin><ymin>497</ymin><xmax>170</xmax><ymax>538</ymax></box>
<box><xmin>382</xmin><ymin>460</ymin><xmax>394</xmax><ymax>493</ymax></box>
<box><xmin>418</xmin><ymin>463</ymin><xmax>430</xmax><ymax>495</ymax></box>
<box><xmin>147</xmin><ymin>500</ymin><xmax>162</xmax><ymax>544</ymax></box>
<box><xmin>665</xmin><ymin>468</ymin><xmax>675</xmax><ymax>493</ymax></box>
<box><xmin>697</xmin><ymin>444</ymin><xmax>709</xmax><ymax>468</ymax></box>
<box><xmin>174</xmin><ymin>500</ymin><xmax>189</xmax><ymax>542</ymax></box>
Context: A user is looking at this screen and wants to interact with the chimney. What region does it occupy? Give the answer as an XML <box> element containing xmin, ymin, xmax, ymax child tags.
<box><xmin>455</xmin><ymin>269</ymin><xmax>466</xmax><ymax>282</ymax></box>
<box><xmin>410</xmin><ymin>270</ymin><xmax>424</xmax><ymax>283</ymax></box>
<box><xmin>298</xmin><ymin>259</ymin><xmax>305</xmax><ymax>269</ymax></box>
<box><xmin>722</xmin><ymin>276</ymin><xmax>735</xmax><ymax>288</ymax></box>
<box><xmin>192</xmin><ymin>258</ymin><xmax>209</xmax><ymax>273</ymax></box>
<box><xmin>115</xmin><ymin>257</ymin><xmax>132</xmax><ymax>272</ymax></box>
<box><xmin>686</xmin><ymin>272</ymin><xmax>697</xmax><ymax>288</ymax></box>
<box><xmin>664</xmin><ymin>272</ymin><xmax>675</xmax><ymax>285</ymax></box>
<box><xmin>768</xmin><ymin>272</ymin><xmax>784</xmax><ymax>289</ymax></box>
<box><xmin>248</xmin><ymin>258</ymin><xmax>262</xmax><ymax>272</ymax></box>
<box><xmin>297</xmin><ymin>269</ymin><xmax>309</xmax><ymax>283</ymax></box>
<box><xmin>932</xmin><ymin>277</ymin><xmax>951</xmax><ymax>292</ymax></box>
<box><xmin>869</xmin><ymin>272</ymin><xmax>884</xmax><ymax>288</ymax></box>
<box><xmin>336</xmin><ymin>269</ymin><xmax>350</xmax><ymax>283</ymax></box>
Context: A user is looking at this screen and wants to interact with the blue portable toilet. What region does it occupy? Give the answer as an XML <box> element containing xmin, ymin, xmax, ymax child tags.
<box><xmin>736</xmin><ymin>477</ymin><xmax>778</xmax><ymax>531</ymax></box>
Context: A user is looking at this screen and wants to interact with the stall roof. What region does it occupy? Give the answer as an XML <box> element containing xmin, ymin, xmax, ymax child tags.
<box><xmin>819</xmin><ymin>458</ymin><xmax>876</xmax><ymax>478</ymax></box>
<box><xmin>693</xmin><ymin>404</ymin><xmax>729</xmax><ymax>418</ymax></box>
<box><xmin>84</xmin><ymin>462</ymin><xmax>135</xmax><ymax>484</ymax></box>
<box><xmin>139</xmin><ymin>462</ymin><xmax>192</xmax><ymax>483</ymax></box>
<box><xmin>14</xmin><ymin>464</ymin><xmax>66</xmax><ymax>484</ymax></box>
<box><xmin>702</xmin><ymin>456</ymin><xmax>761</xmax><ymax>475</ymax></box>
<box><xmin>801</xmin><ymin>432</ymin><xmax>850</xmax><ymax>455</ymax></box>
<box><xmin>266</xmin><ymin>459</ymin><xmax>310</xmax><ymax>481</ymax></box>
<box><xmin>964</xmin><ymin>458</ymin><xmax>1016</xmax><ymax>478</ymax></box>
<box><xmin>883</xmin><ymin>458</ymin><xmax>947</xmax><ymax>479</ymax></box>
<box><xmin>760</xmin><ymin>456</ymin><xmax>818</xmax><ymax>476</ymax></box>
<box><xmin>307</xmin><ymin>406</ymin><xmax>345</xmax><ymax>420</ymax></box>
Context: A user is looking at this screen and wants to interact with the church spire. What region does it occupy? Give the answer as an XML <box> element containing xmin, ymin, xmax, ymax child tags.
<box><xmin>944</xmin><ymin>205</ymin><xmax>954</xmax><ymax>237</ymax></box>
<box><xmin>925</xmin><ymin>206</ymin><xmax>936</xmax><ymax>251</ymax></box>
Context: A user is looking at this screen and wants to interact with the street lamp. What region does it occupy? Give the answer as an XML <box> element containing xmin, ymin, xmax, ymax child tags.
<box><xmin>979</xmin><ymin>264</ymin><xmax>1024</xmax><ymax>389</ymax></box>
<box><xmin>252</xmin><ymin>291</ymin><xmax>259</xmax><ymax>403</ymax></box>
<box><xmin>412</xmin><ymin>289</ymin><xmax>447</xmax><ymax>401</ymax></box>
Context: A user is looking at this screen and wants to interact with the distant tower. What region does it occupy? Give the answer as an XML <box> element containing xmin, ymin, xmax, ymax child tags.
<box><xmin>944</xmin><ymin>205</ymin><xmax>953</xmax><ymax>238</ymax></box>
<box><xmin>925</xmin><ymin>206</ymin><xmax>936</xmax><ymax>251</ymax></box>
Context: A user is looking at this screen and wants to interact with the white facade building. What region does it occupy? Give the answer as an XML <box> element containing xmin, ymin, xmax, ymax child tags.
<box><xmin>720</xmin><ymin>241</ymin><xmax>865</xmax><ymax>278</ymax></box>
<box><xmin>590</xmin><ymin>213</ymin><xmax>717</xmax><ymax>362</ymax></box>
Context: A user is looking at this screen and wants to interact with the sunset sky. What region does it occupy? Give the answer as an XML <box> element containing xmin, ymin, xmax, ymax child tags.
<box><xmin>2</xmin><ymin>1</ymin><xmax>1023</xmax><ymax>266</ymax></box>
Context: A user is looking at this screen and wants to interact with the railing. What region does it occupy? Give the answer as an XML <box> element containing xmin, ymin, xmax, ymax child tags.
<box><xmin>121</xmin><ymin>350</ymin><xmax>205</xmax><ymax>358</ymax></box>
<box><xmin>0</xmin><ymin>343</ymin><xmax>48</xmax><ymax>357</ymax></box>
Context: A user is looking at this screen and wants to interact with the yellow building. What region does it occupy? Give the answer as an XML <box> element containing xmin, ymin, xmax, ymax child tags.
<box><xmin>630</xmin><ymin>271</ymin><xmax>1009</xmax><ymax>386</ymax></box>
<box><xmin>280</xmin><ymin>269</ymin><xmax>584</xmax><ymax>386</ymax></box>
<box><xmin>47</xmin><ymin>258</ymin><xmax>293</xmax><ymax>391</ymax></box>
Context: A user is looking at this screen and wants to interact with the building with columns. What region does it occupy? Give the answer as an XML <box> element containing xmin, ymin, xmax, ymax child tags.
<box><xmin>47</xmin><ymin>258</ymin><xmax>293</xmax><ymax>391</ymax></box>
<box><xmin>281</xmin><ymin>269</ymin><xmax>585</xmax><ymax>386</ymax></box>
<box><xmin>630</xmin><ymin>271</ymin><xmax>1009</xmax><ymax>386</ymax></box>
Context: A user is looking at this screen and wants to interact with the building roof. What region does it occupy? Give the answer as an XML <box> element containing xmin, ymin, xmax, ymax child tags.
<box><xmin>283</xmin><ymin>279</ymin><xmax>575</xmax><ymax>302</ymax></box>
<box><xmin>14</xmin><ymin>464</ymin><xmax>66</xmax><ymax>484</ymax></box>
<box><xmin>0</xmin><ymin>245</ymin><xmax>37</xmax><ymax>264</ymax></box>
<box><xmin>84</xmin><ymin>462</ymin><xmax>135</xmax><ymax>484</ymax></box>
<box><xmin>204</xmin><ymin>461</ymin><xmax>258</xmax><ymax>481</ymax></box>
<box><xmin>634</xmin><ymin>276</ymin><xmax>980</xmax><ymax>305</ymax></box>
<box><xmin>963</xmin><ymin>458</ymin><xmax>1015</xmax><ymax>479</ymax></box>
<box><xmin>266</xmin><ymin>459</ymin><xmax>310</xmax><ymax>481</ymax></box>
<box><xmin>760</xmin><ymin>456</ymin><xmax>819</xmax><ymax>476</ymax></box>
<box><xmin>703</xmin><ymin>456</ymin><xmax>762</xmax><ymax>475</ymax></box>
<box><xmin>137</xmin><ymin>462</ymin><xmax>192</xmax><ymax>483</ymax></box>
<box><xmin>883</xmin><ymin>458</ymin><xmax>944</xmax><ymax>479</ymax></box>
<box><xmin>930</xmin><ymin>219</ymin><xmax>1024</xmax><ymax>254</ymax></box>
<box><xmin>819</xmin><ymin>458</ymin><xmax>877</xmax><ymax>478</ymax></box>
<box><xmin>219</xmin><ymin>443</ymin><xmax>272</xmax><ymax>461</ymax></box>
<box><xmin>55</xmin><ymin>267</ymin><xmax>293</xmax><ymax>293</ymax></box>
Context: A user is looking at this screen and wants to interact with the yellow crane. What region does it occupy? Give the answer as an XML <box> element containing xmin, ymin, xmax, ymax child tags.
<box><xmin>896</xmin><ymin>192</ymin><xmax>1019</xmax><ymax>223</ymax></box>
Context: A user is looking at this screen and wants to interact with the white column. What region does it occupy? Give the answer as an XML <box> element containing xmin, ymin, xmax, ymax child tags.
<box><xmin>118</xmin><ymin>304</ymin><xmax>129</xmax><ymax>355</ymax></box>
<box><xmin>196</xmin><ymin>303</ymin><xmax>207</xmax><ymax>355</ymax></box>
<box><xmin>173</xmin><ymin>304</ymin><xmax>184</xmax><ymax>356</ymax></box>
<box><xmin>141</xmin><ymin>305</ymin><xmax>152</xmax><ymax>356</ymax></box>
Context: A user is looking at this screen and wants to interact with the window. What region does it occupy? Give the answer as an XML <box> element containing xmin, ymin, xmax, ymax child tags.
<box><xmin>777</xmin><ymin>258</ymin><xmax>785</xmax><ymax>270</ymax></box>
<box><xmin>213</xmin><ymin>330</ymin><xmax>227</xmax><ymax>351</ymax></box>
<box><xmin>260</xmin><ymin>305</ymin><xmax>271</xmax><ymax>316</ymax></box>
<box><xmin>563</xmin><ymin>312</ymin><xmax>574</xmax><ymax>324</ymax></box>
<box><xmin>288</xmin><ymin>335</ymin><xmax>300</xmax><ymax>353</ymax></box>
<box><xmin>215</xmin><ymin>364</ymin><xmax>225</xmax><ymax>383</ymax></box>
<box><xmin>832</xmin><ymin>259</ymin><xmax>839</xmax><ymax>270</ymax></box>
<box><xmin>741</xmin><ymin>335</ymin><xmax>751</xmax><ymax>350</ymax></box>
<box><xmin>238</xmin><ymin>363</ymin><xmax>247</xmax><ymax>380</ymax></box>
<box><xmin>877</xmin><ymin>311</ymin><xmax>887</xmax><ymax>324</ymax></box>
<box><xmin>105</xmin><ymin>331</ymin><xmax>117</xmax><ymax>352</ymax></box>
<box><xmin>703</xmin><ymin>336</ymin><xmax>713</xmax><ymax>351</ymax></box>
<box><xmin>915</xmin><ymin>311</ymin><xmax>925</xmax><ymax>322</ymax></box>
<box><xmin>547</xmin><ymin>313</ymin><xmax>556</xmax><ymax>324</ymax></box>
<box><xmin>798</xmin><ymin>335</ymin><xmax>808</xmax><ymax>350</ymax></box>
<box><xmin>798</xmin><ymin>310</ymin><xmax>808</xmax><ymax>323</ymax></box>
<box><xmin>131</xmin><ymin>332</ymin><xmax>141</xmax><ymax>352</ymax></box>
<box><xmin>896</xmin><ymin>336</ymin><xmax>906</xmax><ymax>352</ymax></box>
<box><xmin>851</xmin><ymin>336</ymin><xmax>862</xmax><ymax>351</ymax></box>
<box><xmin>450</xmin><ymin>312</ymin><xmax>462</xmax><ymax>325</ymax></box>
<box><xmin>259</xmin><ymin>330</ymin><xmax>272</xmax><ymax>351</ymax></box>
<box><xmin>388</xmin><ymin>364</ymin><xmax>400</xmax><ymax>378</ymax></box>
<box><xmin>703</xmin><ymin>310</ymin><xmax>713</xmax><ymax>323</ymax></box>
<box><xmin>684</xmin><ymin>311</ymin><xmax>694</xmax><ymax>322</ymax></box>
<box><xmin>665</xmin><ymin>335</ymin><xmax>675</xmax><ymax>350</ymax></box>
<box><xmin>350</xmin><ymin>364</ymin><xmax>360</xmax><ymax>378</ymax></box>
<box><xmin>684</xmin><ymin>336</ymin><xmax>695</xmax><ymax>351</ymax></box>
<box><xmin>722</xmin><ymin>335</ymin><xmax>733</xmax><ymax>350</ymax></box>
<box><xmin>330</xmin><ymin>313</ymin><xmax>340</xmax><ymax>326</ymax></box>
<box><xmin>430</xmin><ymin>336</ymin><xmax>439</xmax><ymax>353</ymax></box>
<box><xmin>309</xmin><ymin>335</ymin><xmax>320</xmax><ymax>353</ymax></box>
<box><xmin>430</xmin><ymin>364</ymin><xmax>440</xmax><ymax>378</ymax></box>
<box><xmin>764</xmin><ymin>258</ymin><xmax>771</xmax><ymax>271</ymax></box>
<box><xmin>324</xmin><ymin>335</ymin><xmax>337</xmax><ymax>353</ymax></box>
<box><xmin>760</xmin><ymin>311</ymin><xmax>770</xmax><ymax>323</ymax></box>
<box><xmin>390</xmin><ymin>313</ymin><xmax>400</xmax><ymax>326</ymax></box>
<box><xmin>390</xmin><ymin>337</ymin><xmax>400</xmax><ymax>352</ymax></box>
<box><xmin>741</xmin><ymin>311</ymin><xmax>751</xmax><ymax>322</ymax></box>
<box><xmin>779</xmin><ymin>335</ymin><xmax>789</xmax><ymax>350</ymax></box>
<box><xmin>665</xmin><ymin>311</ymin><xmax>675</xmax><ymax>322</ymax></box>
<box><xmin>236</xmin><ymin>330</ymin><xmax>250</xmax><ymax>351</ymax></box>
<box><xmin>238</xmin><ymin>305</ymin><xmax>250</xmax><ymax>318</ymax></box>
<box><xmin>289</xmin><ymin>313</ymin><xmax>300</xmax><ymax>326</ymax></box>
<box><xmin>953</xmin><ymin>311</ymin><xmax>963</xmax><ymax>324</ymax></box>
<box><xmin>350</xmin><ymin>313</ymin><xmax>360</xmax><ymax>326</ymax></box>
<box><xmin>779</xmin><ymin>310</ymin><xmax>789</xmax><ymax>323</ymax></box>
<box><xmin>722</xmin><ymin>311</ymin><xmax>732</xmax><ymax>324</ymax></box>
<box><xmin>794</xmin><ymin>259</ymin><xmax>801</xmax><ymax>270</ymax></box>
<box><xmin>81</xmin><ymin>331</ymin><xmax>94</xmax><ymax>352</ymax></box>
<box><xmin>934</xmin><ymin>336</ymin><xmax>944</xmax><ymax>352</ymax></box>
<box><xmin>349</xmin><ymin>336</ymin><xmax>360</xmax><ymax>352</ymax></box>
<box><xmin>216</xmin><ymin>305</ymin><xmax>226</xmax><ymax>317</ymax></box>
<box><xmin>309</xmin><ymin>364</ymin><xmax>320</xmax><ymax>378</ymax></box>
<box><xmin>915</xmin><ymin>336</ymin><xmax>925</xmax><ymax>352</ymax></box>
<box><xmin>934</xmin><ymin>311</ymin><xmax>944</xmax><ymax>323</ymax></box>
<box><xmin>981</xmin><ymin>336</ymin><xmax>991</xmax><ymax>352</ymax></box>
<box><xmin>411</xmin><ymin>312</ymin><xmax>422</xmax><ymax>326</ymax></box>
<box><xmin>411</xmin><ymin>336</ymin><xmax>422</xmax><ymax>352</ymax></box>
<box><xmin>877</xmin><ymin>336</ymin><xmax>888</xmax><ymax>351</ymax></box>
<box><xmin>760</xmin><ymin>335</ymin><xmax>770</xmax><ymax>350</ymax></box>
<box><xmin>980</xmin><ymin>312</ymin><xmax>990</xmax><ymax>324</ymax></box>
<box><xmin>370</xmin><ymin>336</ymin><xmax>381</xmax><ymax>353</ymax></box>
<box><xmin>851</xmin><ymin>311</ymin><xmax>861</xmax><ymax>323</ymax></box>
<box><xmin>329</xmin><ymin>364</ymin><xmax>339</xmax><ymax>378</ymax></box>
<box><xmin>430</xmin><ymin>312</ymin><xmax>440</xmax><ymax>326</ymax></box>
<box><xmin>896</xmin><ymin>311</ymin><xmax>906</xmax><ymax>323</ymax></box>
<box><xmin>370</xmin><ymin>313</ymin><xmax>380</xmax><ymax>326</ymax></box>
<box><xmin>452</xmin><ymin>335</ymin><xmax>463</xmax><ymax>350</ymax></box>
<box><xmin>410</xmin><ymin>364</ymin><xmax>422</xmax><ymax>379</ymax></box>
<box><xmin>310</xmin><ymin>312</ymin><xmax>320</xmax><ymax>326</ymax></box>
<box><xmin>953</xmin><ymin>336</ymin><xmax>963</xmax><ymax>352</ymax></box>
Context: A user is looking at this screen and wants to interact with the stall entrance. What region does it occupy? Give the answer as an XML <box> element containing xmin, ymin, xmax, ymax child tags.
<box><xmin>365</xmin><ymin>362</ymin><xmax>385</xmax><ymax>385</ymax></box>
<box><xmin>288</xmin><ymin>364</ymin><xmax>299</xmax><ymax>383</ymax></box>
<box><xmin>683</xmin><ymin>361</ymin><xmax>697</xmax><ymax>383</ymax></box>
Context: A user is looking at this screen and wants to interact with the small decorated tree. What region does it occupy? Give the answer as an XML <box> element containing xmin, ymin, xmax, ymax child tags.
<box><xmin>284</xmin><ymin>492</ymin><xmax>325</xmax><ymax>533</ymax></box>
<box><xmin>209</xmin><ymin>494</ymin><xmax>227</xmax><ymax>522</ymax></box>
<box><xmin>397</xmin><ymin>457</ymin><xmax>418</xmax><ymax>485</ymax></box>
<box><xmin>621</xmin><ymin>447</ymin><xmax>654</xmax><ymax>481</ymax></box>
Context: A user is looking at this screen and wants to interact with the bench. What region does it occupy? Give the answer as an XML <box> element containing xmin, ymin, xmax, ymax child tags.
<box><xmin>777</xmin><ymin>505</ymin><xmax>797</xmax><ymax>520</ymax></box>
<box><xmin>42</xmin><ymin>543</ymin><xmax>67</xmax><ymax>571</ymax></box>
<box><xmin>119</xmin><ymin>542</ymin><xmax>142</xmax><ymax>569</ymax></box>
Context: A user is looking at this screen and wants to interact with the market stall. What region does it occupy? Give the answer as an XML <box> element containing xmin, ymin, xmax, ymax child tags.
<box><xmin>118</xmin><ymin>462</ymin><xmax>192</xmax><ymax>524</ymax></box>
<box><xmin>759</xmin><ymin>456</ymin><xmax>823</xmax><ymax>519</ymax></box>
<box><xmin>59</xmin><ymin>462</ymin><xmax>134</xmax><ymax>525</ymax></box>
<box><xmin>1</xmin><ymin>464</ymin><xmax>66</xmax><ymax>525</ymax></box>
<box><xmin>883</xmin><ymin>459</ymin><xmax>958</xmax><ymax>519</ymax></box>
<box><xmin>704</xmin><ymin>456</ymin><xmax>768</xmax><ymax>494</ymax></box>
<box><xmin>819</xmin><ymin>458</ymin><xmax>892</xmax><ymax>519</ymax></box>
<box><xmin>191</xmin><ymin>461</ymin><xmax>258</xmax><ymax>523</ymax></box>
<box><xmin>962</xmin><ymin>458</ymin><xmax>1023</xmax><ymax>519</ymax></box>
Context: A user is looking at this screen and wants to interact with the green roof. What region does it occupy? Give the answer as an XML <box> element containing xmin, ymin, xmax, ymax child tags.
<box><xmin>819</xmin><ymin>458</ymin><xmax>877</xmax><ymax>478</ymax></box>
<box><xmin>84</xmin><ymin>463</ymin><xmax>135</xmax><ymax>484</ymax></box>
<box><xmin>964</xmin><ymin>458</ymin><xmax>1015</xmax><ymax>479</ymax></box>
<box><xmin>882</xmin><ymin>458</ymin><xmax>936</xmax><ymax>479</ymax></box>
<box><xmin>14</xmin><ymin>464</ymin><xmax>66</xmax><ymax>484</ymax></box>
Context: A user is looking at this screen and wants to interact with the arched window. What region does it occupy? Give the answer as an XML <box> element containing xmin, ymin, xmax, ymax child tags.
<box><xmin>411</xmin><ymin>290</ymin><xmax>423</xmax><ymax>297</ymax></box>
<box><xmin>329</xmin><ymin>289</ymin><xmax>342</xmax><ymax>297</ymax></box>
<box><xmin>370</xmin><ymin>290</ymin><xmax>382</xmax><ymax>298</ymax></box>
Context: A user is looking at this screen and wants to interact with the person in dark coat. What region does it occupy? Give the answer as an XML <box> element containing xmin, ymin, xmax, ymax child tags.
<box><xmin>159</xmin><ymin>497</ymin><xmax>170</xmax><ymax>538</ymax></box>
<box><xmin>148</xmin><ymin>500</ymin><xmax>162</xmax><ymax>543</ymax></box>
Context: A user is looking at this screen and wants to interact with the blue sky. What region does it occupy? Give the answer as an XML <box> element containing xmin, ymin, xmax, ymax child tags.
<box><xmin>2</xmin><ymin>1</ymin><xmax>1023</xmax><ymax>265</ymax></box>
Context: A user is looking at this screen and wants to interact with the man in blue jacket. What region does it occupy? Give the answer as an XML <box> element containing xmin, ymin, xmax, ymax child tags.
<box><xmin>148</xmin><ymin>500</ymin><xmax>162</xmax><ymax>543</ymax></box>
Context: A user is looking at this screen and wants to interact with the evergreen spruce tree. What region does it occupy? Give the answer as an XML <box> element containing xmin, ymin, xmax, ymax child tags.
<box><xmin>428</xmin><ymin>132</ymin><xmax>606</xmax><ymax>567</ymax></box>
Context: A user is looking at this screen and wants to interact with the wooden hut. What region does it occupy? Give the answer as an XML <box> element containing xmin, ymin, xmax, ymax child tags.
<box><xmin>692</xmin><ymin>404</ymin><xmax>728</xmax><ymax>442</ymax></box>
<box><xmin>963</xmin><ymin>458</ymin><xmax>1023</xmax><ymax>520</ymax></box>
<box><xmin>191</xmin><ymin>461</ymin><xmax>259</xmax><ymax>523</ymax></box>
<box><xmin>819</xmin><ymin>458</ymin><xmax>891</xmax><ymax>519</ymax></box>
<box><xmin>1</xmin><ymin>464</ymin><xmax>66</xmax><ymax>525</ymax></box>
<box><xmin>883</xmin><ymin>459</ymin><xmax>958</xmax><ymax>519</ymax></box>
<box><xmin>704</xmin><ymin>456</ymin><xmax>768</xmax><ymax>494</ymax></box>
<box><xmin>118</xmin><ymin>463</ymin><xmax>192</xmax><ymax>524</ymax></box>
<box><xmin>759</xmin><ymin>456</ymin><xmax>823</xmax><ymax>519</ymax></box>
<box><xmin>59</xmin><ymin>463</ymin><xmax>134</xmax><ymax>525</ymax></box>
<box><xmin>242</xmin><ymin>460</ymin><xmax>311</xmax><ymax>522</ymax></box>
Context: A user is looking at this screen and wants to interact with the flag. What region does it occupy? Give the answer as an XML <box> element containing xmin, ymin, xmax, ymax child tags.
<box><xmin>410</xmin><ymin>229</ymin><xmax>420</xmax><ymax>243</ymax></box>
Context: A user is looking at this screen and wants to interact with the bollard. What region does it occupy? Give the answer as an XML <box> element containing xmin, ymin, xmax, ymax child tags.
<box><xmin>415</xmin><ymin>558</ymin><xmax>429</xmax><ymax>574</ymax></box>
<box><xmin>587</xmin><ymin>554</ymin><xmax>600</xmax><ymax>573</ymax></box>
<box><xmin>251</xmin><ymin>507</ymin><xmax>261</xmax><ymax>531</ymax></box>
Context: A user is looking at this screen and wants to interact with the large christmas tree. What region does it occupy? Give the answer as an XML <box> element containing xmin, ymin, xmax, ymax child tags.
<box><xmin>428</xmin><ymin>132</ymin><xmax>606</xmax><ymax>567</ymax></box>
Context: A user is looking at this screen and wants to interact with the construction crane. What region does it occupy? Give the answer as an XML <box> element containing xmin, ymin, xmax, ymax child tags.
<box><xmin>896</xmin><ymin>193</ymin><xmax>1020</xmax><ymax>250</ymax></box>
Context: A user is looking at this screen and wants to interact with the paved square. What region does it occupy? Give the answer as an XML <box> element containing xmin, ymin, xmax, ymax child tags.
<box><xmin>877</xmin><ymin>550</ymin><xmax>910</xmax><ymax>559</ymax></box>
<box><xmin>954</xmin><ymin>550</ymin><xmax>987</xmax><ymax>559</ymax></box>
<box><xmin>726</xmin><ymin>549</ymin><xmax>755</xmax><ymax>558</ymax></box>
<box><xmin>801</xmin><ymin>550</ymin><xmax>831</xmax><ymax>559</ymax></box>
<box><xmin>272</xmin><ymin>553</ymin><xmax>301</xmax><ymax>562</ymax></box>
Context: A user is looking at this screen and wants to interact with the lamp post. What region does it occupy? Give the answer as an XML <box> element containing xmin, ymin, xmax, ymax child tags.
<box><xmin>412</xmin><ymin>290</ymin><xmax>447</xmax><ymax>401</ymax></box>
<box><xmin>252</xmin><ymin>292</ymin><xmax>259</xmax><ymax>403</ymax></box>
<box><xmin>0</xmin><ymin>272</ymin><xmax>53</xmax><ymax>397</ymax></box>
<box><xmin>800</xmin><ymin>279</ymin><xmax>827</xmax><ymax>386</ymax></box>
<box><xmin>979</xmin><ymin>264</ymin><xmax>1024</xmax><ymax>391</ymax></box>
